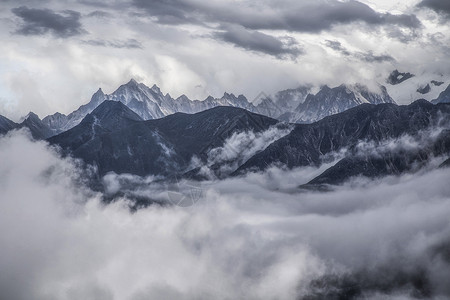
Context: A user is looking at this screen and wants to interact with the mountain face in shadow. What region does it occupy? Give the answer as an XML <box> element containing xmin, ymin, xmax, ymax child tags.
<box><xmin>235</xmin><ymin>101</ymin><xmax>450</xmax><ymax>185</ymax></box>
<box><xmin>47</xmin><ymin>98</ymin><xmax>450</xmax><ymax>188</ymax></box>
<box><xmin>49</xmin><ymin>101</ymin><xmax>278</xmax><ymax>177</ymax></box>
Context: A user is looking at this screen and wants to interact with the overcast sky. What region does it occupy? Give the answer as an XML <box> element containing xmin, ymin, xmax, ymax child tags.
<box><xmin>0</xmin><ymin>0</ymin><xmax>450</xmax><ymax>119</ymax></box>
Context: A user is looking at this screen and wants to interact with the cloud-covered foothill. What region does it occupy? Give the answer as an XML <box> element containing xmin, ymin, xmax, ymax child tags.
<box><xmin>1</xmin><ymin>129</ymin><xmax>450</xmax><ymax>299</ymax></box>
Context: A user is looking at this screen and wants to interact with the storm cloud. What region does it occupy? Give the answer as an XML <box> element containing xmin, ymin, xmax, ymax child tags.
<box><xmin>213</xmin><ymin>25</ymin><xmax>302</xmax><ymax>59</ymax></box>
<box><xmin>132</xmin><ymin>0</ymin><xmax>422</xmax><ymax>33</ymax></box>
<box><xmin>11</xmin><ymin>6</ymin><xmax>86</xmax><ymax>37</ymax></box>
<box><xmin>418</xmin><ymin>0</ymin><xmax>450</xmax><ymax>19</ymax></box>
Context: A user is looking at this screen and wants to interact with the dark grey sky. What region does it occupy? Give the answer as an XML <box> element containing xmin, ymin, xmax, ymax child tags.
<box><xmin>0</xmin><ymin>0</ymin><xmax>449</xmax><ymax>118</ymax></box>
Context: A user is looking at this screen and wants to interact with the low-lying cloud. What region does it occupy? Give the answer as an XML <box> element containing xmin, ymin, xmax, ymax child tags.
<box><xmin>1</xmin><ymin>130</ymin><xmax>450</xmax><ymax>299</ymax></box>
<box><xmin>192</xmin><ymin>124</ymin><xmax>293</xmax><ymax>179</ymax></box>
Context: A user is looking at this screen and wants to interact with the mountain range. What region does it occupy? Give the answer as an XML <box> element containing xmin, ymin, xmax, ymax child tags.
<box><xmin>1</xmin><ymin>76</ymin><xmax>450</xmax><ymax>198</ymax></box>
<box><xmin>43</xmin><ymin>99</ymin><xmax>450</xmax><ymax>195</ymax></box>
<box><xmin>1</xmin><ymin>79</ymin><xmax>397</xmax><ymax>137</ymax></box>
<box><xmin>2</xmin><ymin>74</ymin><xmax>449</xmax><ymax>140</ymax></box>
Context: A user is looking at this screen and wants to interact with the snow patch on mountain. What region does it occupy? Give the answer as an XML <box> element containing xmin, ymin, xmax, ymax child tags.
<box><xmin>385</xmin><ymin>73</ymin><xmax>449</xmax><ymax>104</ymax></box>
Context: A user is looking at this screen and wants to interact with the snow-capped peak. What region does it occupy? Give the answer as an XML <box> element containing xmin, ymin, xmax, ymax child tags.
<box><xmin>21</xmin><ymin>112</ymin><xmax>41</xmax><ymax>123</ymax></box>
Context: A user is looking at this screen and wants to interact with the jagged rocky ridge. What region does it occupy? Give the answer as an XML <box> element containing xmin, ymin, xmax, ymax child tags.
<box><xmin>4</xmin><ymin>73</ymin><xmax>450</xmax><ymax>139</ymax></box>
<box><xmin>40</xmin><ymin>79</ymin><xmax>395</xmax><ymax>135</ymax></box>
<box><xmin>279</xmin><ymin>84</ymin><xmax>395</xmax><ymax>123</ymax></box>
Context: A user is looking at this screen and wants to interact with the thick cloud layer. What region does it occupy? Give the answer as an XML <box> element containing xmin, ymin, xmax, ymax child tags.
<box><xmin>193</xmin><ymin>125</ymin><xmax>293</xmax><ymax>179</ymax></box>
<box><xmin>1</xmin><ymin>130</ymin><xmax>450</xmax><ymax>299</ymax></box>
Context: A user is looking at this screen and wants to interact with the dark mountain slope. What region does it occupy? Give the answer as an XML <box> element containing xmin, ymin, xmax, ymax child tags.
<box><xmin>143</xmin><ymin>106</ymin><xmax>278</xmax><ymax>162</ymax></box>
<box><xmin>307</xmin><ymin>129</ymin><xmax>450</xmax><ymax>186</ymax></box>
<box><xmin>0</xmin><ymin>112</ymin><xmax>54</xmax><ymax>139</ymax></box>
<box><xmin>234</xmin><ymin>101</ymin><xmax>450</xmax><ymax>179</ymax></box>
<box><xmin>18</xmin><ymin>113</ymin><xmax>54</xmax><ymax>139</ymax></box>
<box><xmin>432</xmin><ymin>84</ymin><xmax>450</xmax><ymax>104</ymax></box>
<box><xmin>48</xmin><ymin>101</ymin><xmax>143</xmax><ymax>150</ymax></box>
<box><xmin>0</xmin><ymin>115</ymin><xmax>17</xmax><ymax>135</ymax></box>
<box><xmin>49</xmin><ymin>103</ymin><xmax>279</xmax><ymax>177</ymax></box>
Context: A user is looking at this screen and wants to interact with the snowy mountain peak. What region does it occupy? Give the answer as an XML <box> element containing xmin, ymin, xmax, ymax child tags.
<box><xmin>280</xmin><ymin>83</ymin><xmax>395</xmax><ymax>123</ymax></box>
<box><xmin>91</xmin><ymin>87</ymin><xmax>106</xmax><ymax>102</ymax></box>
<box><xmin>237</xmin><ymin>94</ymin><xmax>247</xmax><ymax>101</ymax></box>
<box><xmin>272</xmin><ymin>85</ymin><xmax>312</xmax><ymax>111</ymax></box>
<box><xmin>151</xmin><ymin>84</ymin><xmax>161</xmax><ymax>93</ymax></box>
<box><xmin>320</xmin><ymin>84</ymin><xmax>331</xmax><ymax>91</ymax></box>
<box><xmin>127</xmin><ymin>78</ymin><xmax>138</xmax><ymax>85</ymax></box>
<box><xmin>22</xmin><ymin>112</ymin><xmax>41</xmax><ymax>122</ymax></box>
<box><xmin>41</xmin><ymin>79</ymin><xmax>398</xmax><ymax>136</ymax></box>
<box><xmin>89</xmin><ymin>88</ymin><xmax>105</xmax><ymax>103</ymax></box>
<box><xmin>95</xmin><ymin>87</ymin><xmax>104</xmax><ymax>93</ymax></box>
<box><xmin>19</xmin><ymin>112</ymin><xmax>54</xmax><ymax>139</ymax></box>
<box><xmin>0</xmin><ymin>114</ymin><xmax>18</xmax><ymax>134</ymax></box>
<box><xmin>176</xmin><ymin>94</ymin><xmax>191</xmax><ymax>102</ymax></box>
